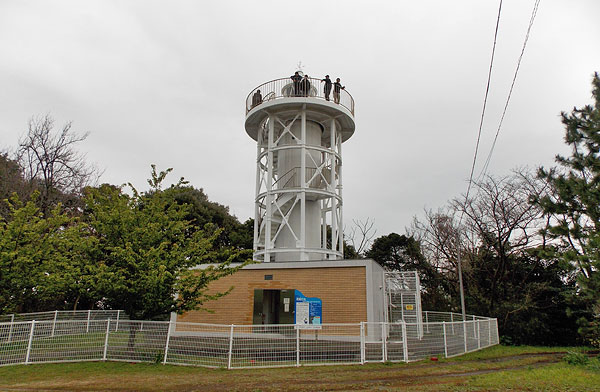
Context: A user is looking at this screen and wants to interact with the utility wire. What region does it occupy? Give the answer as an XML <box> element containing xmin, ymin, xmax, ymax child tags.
<box><xmin>478</xmin><ymin>0</ymin><xmax>542</xmax><ymax>179</ymax></box>
<box><xmin>454</xmin><ymin>0</ymin><xmax>504</xmax><ymax>322</ymax></box>
<box><xmin>460</xmin><ymin>0</ymin><xmax>503</xmax><ymax>223</ymax></box>
<box><xmin>454</xmin><ymin>0</ymin><xmax>541</xmax><ymax>321</ymax></box>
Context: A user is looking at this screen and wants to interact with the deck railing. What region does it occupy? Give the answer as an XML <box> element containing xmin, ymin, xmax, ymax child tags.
<box><xmin>246</xmin><ymin>76</ymin><xmax>355</xmax><ymax>116</ymax></box>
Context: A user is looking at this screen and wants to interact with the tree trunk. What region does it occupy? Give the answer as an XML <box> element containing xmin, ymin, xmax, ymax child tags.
<box><xmin>128</xmin><ymin>324</ymin><xmax>137</xmax><ymax>352</ymax></box>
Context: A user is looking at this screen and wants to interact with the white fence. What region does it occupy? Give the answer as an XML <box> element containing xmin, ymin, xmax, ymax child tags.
<box><xmin>0</xmin><ymin>310</ymin><xmax>126</xmax><ymax>324</ymax></box>
<box><xmin>0</xmin><ymin>316</ymin><xmax>499</xmax><ymax>369</ymax></box>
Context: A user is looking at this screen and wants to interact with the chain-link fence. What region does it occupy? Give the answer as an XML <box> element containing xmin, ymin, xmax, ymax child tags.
<box><xmin>0</xmin><ymin>315</ymin><xmax>498</xmax><ymax>369</ymax></box>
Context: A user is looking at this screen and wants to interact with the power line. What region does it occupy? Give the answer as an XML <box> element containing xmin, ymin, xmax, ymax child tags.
<box><xmin>454</xmin><ymin>0</ymin><xmax>542</xmax><ymax>321</ymax></box>
<box><xmin>478</xmin><ymin>0</ymin><xmax>542</xmax><ymax>180</ymax></box>
<box><xmin>455</xmin><ymin>0</ymin><xmax>504</xmax><ymax>322</ymax></box>
<box><xmin>460</xmin><ymin>0</ymin><xmax>503</xmax><ymax>222</ymax></box>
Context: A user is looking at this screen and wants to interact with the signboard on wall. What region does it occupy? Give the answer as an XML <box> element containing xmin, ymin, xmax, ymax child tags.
<box><xmin>294</xmin><ymin>290</ymin><xmax>322</xmax><ymax>329</ymax></box>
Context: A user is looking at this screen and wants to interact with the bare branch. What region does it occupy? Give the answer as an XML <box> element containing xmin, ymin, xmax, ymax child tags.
<box><xmin>16</xmin><ymin>114</ymin><xmax>100</xmax><ymax>213</ymax></box>
<box><xmin>347</xmin><ymin>218</ymin><xmax>377</xmax><ymax>256</ymax></box>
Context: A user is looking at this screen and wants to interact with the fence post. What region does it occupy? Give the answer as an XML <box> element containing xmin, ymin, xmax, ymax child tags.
<box><xmin>450</xmin><ymin>312</ymin><xmax>454</xmax><ymax>334</ymax></box>
<box><xmin>86</xmin><ymin>310</ymin><xmax>91</xmax><ymax>333</ymax></box>
<box><xmin>25</xmin><ymin>320</ymin><xmax>35</xmax><ymax>365</ymax></box>
<box><xmin>443</xmin><ymin>322</ymin><xmax>448</xmax><ymax>358</ymax></box>
<box><xmin>7</xmin><ymin>314</ymin><xmax>14</xmax><ymax>343</ymax></box>
<box><xmin>360</xmin><ymin>322</ymin><xmax>365</xmax><ymax>365</ymax></box>
<box><xmin>103</xmin><ymin>319</ymin><xmax>111</xmax><ymax>361</ymax></box>
<box><xmin>477</xmin><ymin>320</ymin><xmax>481</xmax><ymax>350</ymax></box>
<box><xmin>401</xmin><ymin>321</ymin><xmax>408</xmax><ymax>363</ymax></box>
<box><xmin>488</xmin><ymin>319</ymin><xmax>492</xmax><ymax>346</ymax></box>
<box><xmin>400</xmin><ymin>292</ymin><xmax>405</xmax><ymax>321</ymax></box>
<box><xmin>463</xmin><ymin>321</ymin><xmax>468</xmax><ymax>354</ymax></box>
<box><xmin>51</xmin><ymin>310</ymin><xmax>58</xmax><ymax>338</ymax></box>
<box><xmin>227</xmin><ymin>324</ymin><xmax>234</xmax><ymax>369</ymax></box>
<box><xmin>381</xmin><ymin>322</ymin><xmax>387</xmax><ymax>362</ymax></box>
<box><xmin>494</xmin><ymin>319</ymin><xmax>498</xmax><ymax>344</ymax></box>
<box><xmin>163</xmin><ymin>321</ymin><xmax>172</xmax><ymax>365</ymax></box>
<box><xmin>296</xmin><ymin>327</ymin><xmax>300</xmax><ymax>367</ymax></box>
<box><xmin>425</xmin><ymin>311</ymin><xmax>429</xmax><ymax>333</ymax></box>
<box><xmin>115</xmin><ymin>310</ymin><xmax>120</xmax><ymax>331</ymax></box>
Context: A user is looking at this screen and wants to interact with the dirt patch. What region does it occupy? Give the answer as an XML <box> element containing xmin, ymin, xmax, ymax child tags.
<box><xmin>0</xmin><ymin>352</ymin><xmax>586</xmax><ymax>392</ymax></box>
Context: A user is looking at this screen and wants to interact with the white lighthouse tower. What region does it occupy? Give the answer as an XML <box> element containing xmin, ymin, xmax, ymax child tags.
<box><xmin>245</xmin><ymin>73</ymin><xmax>355</xmax><ymax>262</ymax></box>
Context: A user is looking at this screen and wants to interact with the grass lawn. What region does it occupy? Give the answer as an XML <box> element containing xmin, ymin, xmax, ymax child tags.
<box><xmin>0</xmin><ymin>345</ymin><xmax>598</xmax><ymax>391</ymax></box>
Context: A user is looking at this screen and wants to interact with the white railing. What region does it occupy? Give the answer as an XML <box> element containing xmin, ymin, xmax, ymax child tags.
<box><xmin>0</xmin><ymin>317</ymin><xmax>499</xmax><ymax>369</ymax></box>
<box><xmin>0</xmin><ymin>310</ymin><xmax>126</xmax><ymax>323</ymax></box>
<box><xmin>0</xmin><ymin>310</ymin><xmax>126</xmax><ymax>341</ymax></box>
<box><xmin>246</xmin><ymin>77</ymin><xmax>355</xmax><ymax>116</ymax></box>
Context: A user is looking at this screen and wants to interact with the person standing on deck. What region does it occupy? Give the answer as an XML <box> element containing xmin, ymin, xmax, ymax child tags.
<box><xmin>291</xmin><ymin>72</ymin><xmax>302</xmax><ymax>96</ymax></box>
<box><xmin>333</xmin><ymin>78</ymin><xmax>345</xmax><ymax>104</ymax></box>
<box><xmin>322</xmin><ymin>75</ymin><xmax>332</xmax><ymax>101</ymax></box>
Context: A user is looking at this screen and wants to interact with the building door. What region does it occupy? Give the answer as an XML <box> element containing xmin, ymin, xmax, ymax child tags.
<box><xmin>253</xmin><ymin>289</ymin><xmax>295</xmax><ymax>325</ymax></box>
<box><xmin>262</xmin><ymin>289</ymin><xmax>280</xmax><ymax>324</ymax></box>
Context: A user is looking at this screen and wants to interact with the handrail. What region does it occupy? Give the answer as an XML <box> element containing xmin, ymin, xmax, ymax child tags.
<box><xmin>246</xmin><ymin>76</ymin><xmax>354</xmax><ymax>116</ymax></box>
<box><xmin>272</xmin><ymin>166</ymin><xmax>297</xmax><ymax>189</ymax></box>
<box><xmin>270</xmin><ymin>166</ymin><xmax>328</xmax><ymax>190</ymax></box>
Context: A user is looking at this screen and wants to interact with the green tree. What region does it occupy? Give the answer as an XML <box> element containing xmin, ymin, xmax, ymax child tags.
<box><xmin>83</xmin><ymin>166</ymin><xmax>251</xmax><ymax>321</ymax></box>
<box><xmin>366</xmin><ymin>233</ymin><xmax>452</xmax><ymax>310</ymax></box>
<box><xmin>367</xmin><ymin>233</ymin><xmax>424</xmax><ymax>271</ymax></box>
<box><xmin>536</xmin><ymin>72</ymin><xmax>600</xmax><ymax>345</ymax></box>
<box><xmin>164</xmin><ymin>185</ymin><xmax>254</xmax><ymax>250</ymax></box>
<box><xmin>343</xmin><ymin>243</ymin><xmax>360</xmax><ymax>259</ymax></box>
<box><xmin>467</xmin><ymin>242</ymin><xmax>579</xmax><ymax>345</ymax></box>
<box><xmin>0</xmin><ymin>194</ymin><xmax>94</xmax><ymax>313</ymax></box>
<box><xmin>0</xmin><ymin>153</ymin><xmax>32</xmax><ymax>220</ymax></box>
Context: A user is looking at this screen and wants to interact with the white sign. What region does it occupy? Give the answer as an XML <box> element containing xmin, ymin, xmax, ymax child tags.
<box><xmin>294</xmin><ymin>302</ymin><xmax>321</xmax><ymax>329</ymax></box>
<box><xmin>296</xmin><ymin>302</ymin><xmax>309</xmax><ymax>324</ymax></box>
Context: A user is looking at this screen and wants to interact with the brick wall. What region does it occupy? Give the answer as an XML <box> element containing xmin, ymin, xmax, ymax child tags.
<box><xmin>177</xmin><ymin>266</ymin><xmax>367</xmax><ymax>325</ymax></box>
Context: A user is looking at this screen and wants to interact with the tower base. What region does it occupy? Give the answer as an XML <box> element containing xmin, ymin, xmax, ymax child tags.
<box><xmin>176</xmin><ymin>259</ymin><xmax>385</xmax><ymax>326</ymax></box>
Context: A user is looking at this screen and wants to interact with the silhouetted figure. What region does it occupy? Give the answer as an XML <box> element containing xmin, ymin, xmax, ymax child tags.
<box><xmin>322</xmin><ymin>75</ymin><xmax>332</xmax><ymax>101</ymax></box>
<box><xmin>291</xmin><ymin>72</ymin><xmax>302</xmax><ymax>96</ymax></box>
<box><xmin>300</xmin><ymin>75</ymin><xmax>311</xmax><ymax>97</ymax></box>
<box><xmin>252</xmin><ymin>89</ymin><xmax>263</xmax><ymax>108</ymax></box>
<box><xmin>333</xmin><ymin>78</ymin><xmax>345</xmax><ymax>104</ymax></box>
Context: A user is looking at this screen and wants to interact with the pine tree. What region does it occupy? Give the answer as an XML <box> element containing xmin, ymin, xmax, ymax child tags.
<box><xmin>536</xmin><ymin>72</ymin><xmax>600</xmax><ymax>346</ymax></box>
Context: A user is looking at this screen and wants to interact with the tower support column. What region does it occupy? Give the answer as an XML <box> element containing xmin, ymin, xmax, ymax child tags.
<box><xmin>245</xmin><ymin>75</ymin><xmax>355</xmax><ymax>262</ymax></box>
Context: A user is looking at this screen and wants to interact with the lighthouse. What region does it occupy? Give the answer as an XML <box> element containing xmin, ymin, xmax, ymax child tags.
<box><xmin>245</xmin><ymin>73</ymin><xmax>355</xmax><ymax>262</ymax></box>
<box><xmin>177</xmin><ymin>73</ymin><xmax>389</xmax><ymax>327</ymax></box>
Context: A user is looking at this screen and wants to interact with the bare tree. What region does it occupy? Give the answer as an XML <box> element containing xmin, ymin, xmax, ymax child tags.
<box><xmin>17</xmin><ymin>114</ymin><xmax>100</xmax><ymax>213</ymax></box>
<box><xmin>412</xmin><ymin>169</ymin><xmax>549</xmax><ymax>269</ymax></box>
<box><xmin>346</xmin><ymin>218</ymin><xmax>377</xmax><ymax>257</ymax></box>
<box><xmin>453</xmin><ymin>169</ymin><xmax>549</xmax><ymax>256</ymax></box>
<box><xmin>410</xmin><ymin>208</ymin><xmax>464</xmax><ymax>280</ymax></box>
<box><xmin>410</xmin><ymin>169</ymin><xmax>552</xmax><ymax>311</ymax></box>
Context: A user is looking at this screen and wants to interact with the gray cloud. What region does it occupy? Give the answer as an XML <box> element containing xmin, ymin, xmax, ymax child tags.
<box><xmin>1</xmin><ymin>0</ymin><xmax>599</xmax><ymax>236</ymax></box>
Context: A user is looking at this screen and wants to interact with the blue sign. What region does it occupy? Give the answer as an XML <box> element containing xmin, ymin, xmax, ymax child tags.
<box><xmin>294</xmin><ymin>290</ymin><xmax>322</xmax><ymax>327</ymax></box>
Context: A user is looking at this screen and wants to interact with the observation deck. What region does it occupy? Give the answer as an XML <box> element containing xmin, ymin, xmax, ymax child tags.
<box><xmin>245</xmin><ymin>76</ymin><xmax>356</xmax><ymax>143</ymax></box>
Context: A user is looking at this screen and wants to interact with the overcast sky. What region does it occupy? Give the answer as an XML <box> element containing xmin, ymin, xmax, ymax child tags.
<box><xmin>1</xmin><ymin>0</ymin><xmax>599</xmax><ymax>238</ymax></box>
